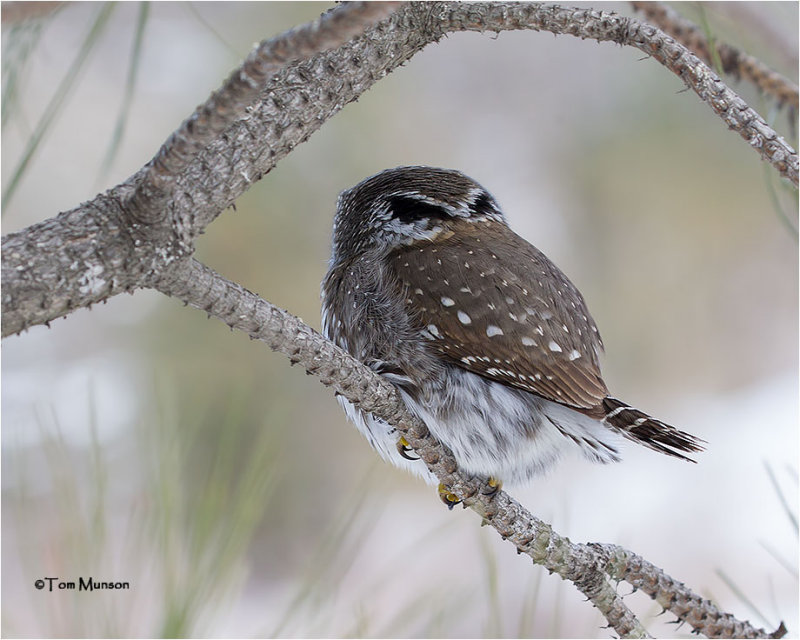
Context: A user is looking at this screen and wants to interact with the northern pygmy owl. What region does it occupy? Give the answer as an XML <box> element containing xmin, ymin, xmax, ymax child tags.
<box><xmin>321</xmin><ymin>166</ymin><xmax>703</xmax><ymax>490</ymax></box>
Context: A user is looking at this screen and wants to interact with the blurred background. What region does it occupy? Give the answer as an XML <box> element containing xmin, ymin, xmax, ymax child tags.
<box><xmin>2</xmin><ymin>2</ymin><xmax>797</xmax><ymax>637</ymax></box>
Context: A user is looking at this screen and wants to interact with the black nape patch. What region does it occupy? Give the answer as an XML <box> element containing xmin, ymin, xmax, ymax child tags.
<box><xmin>388</xmin><ymin>196</ymin><xmax>450</xmax><ymax>223</ymax></box>
<box><xmin>470</xmin><ymin>192</ymin><xmax>495</xmax><ymax>217</ymax></box>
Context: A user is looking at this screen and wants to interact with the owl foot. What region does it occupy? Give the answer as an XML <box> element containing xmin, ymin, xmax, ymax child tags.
<box><xmin>396</xmin><ymin>436</ymin><xmax>419</xmax><ymax>460</ymax></box>
<box><xmin>482</xmin><ymin>477</ymin><xmax>502</xmax><ymax>496</ymax></box>
<box><xmin>438</xmin><ymin>483</ymin><xmax>461</xmax><ymax>510</ymax></box>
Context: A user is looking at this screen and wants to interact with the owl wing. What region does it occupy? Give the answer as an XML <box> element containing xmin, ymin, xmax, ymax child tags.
<box><xmin>388</xmin><ymin>222</ymin><xmax>608</xmax><ymax>409</ymax></box>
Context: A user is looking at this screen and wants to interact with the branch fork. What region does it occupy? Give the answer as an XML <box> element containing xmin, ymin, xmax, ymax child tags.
<box><xmin>2</xmin><ymin>3</ymin><xmax>794</xmax><ymax>637</ymax></box>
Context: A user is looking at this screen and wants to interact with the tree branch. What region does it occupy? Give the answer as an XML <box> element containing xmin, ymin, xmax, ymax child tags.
<box><xmin>151</xmin><ymin>257</ymin><xmax>649</xmax><ymax>638</ymax></box>
<box><xmin>4</xmin><ymin>3</ymin><xmax>797</xmax><ymax>338</ymax></box>
<box><xmin>150</xmin><ymin>257</ymin><xmax>784</xmax><ymax>640</ymax></box>
<box><xmin>3</xmin><ymin>4</ymin><xmax>794</xmax><ymax>636</ymax></box>
<box><xmin>630</xmin><ymin>1</ymin><xmax>799</xmax><ymax>111</ymax></box>
<box><xmin>435</xmin><ymin>3</ymin><xmax>797</xmax><ymax>186</ymax></box>
<box><xmin>127</xmin><ymin>1</ymin><xmax>403</xmax><ymax>224</ymax></box>
<box><xmin>592</xmin><ymin>544</ymin><xmax>787</xmax><ymax>638</ymax></box>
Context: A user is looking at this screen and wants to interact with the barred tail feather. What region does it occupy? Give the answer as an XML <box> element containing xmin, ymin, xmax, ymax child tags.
<box><xmin>601</xmin><ymin>397</ymin><xmax>705</xmax><ymax>462</ymax></box>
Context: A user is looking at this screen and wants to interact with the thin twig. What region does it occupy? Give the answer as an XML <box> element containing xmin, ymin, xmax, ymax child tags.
<box><xmin>437</xmin><ymin>3</ymin><xmax>797</xmax><ymax>186</ymax></box>
<box><xmin>630</xmin><ymin>1</ymin><xmax>798</xmax><ymax>110</ymax></box>
<box><xmin>594</xmin><ymin>544</ymin><xmax>787</xmax><ymax>638</ymax></box>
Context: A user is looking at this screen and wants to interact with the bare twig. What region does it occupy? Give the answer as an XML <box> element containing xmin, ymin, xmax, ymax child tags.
<box><xmin>436</xmin><ymin>3</ymin><xmax>797</xmax><ymax>186</ymax></box>
<box><xmin>593</xmin><ymin>544</ymin><xmax>787</xmax><ymax>638</ymax></box>
<box><xmin>151</xmin><ymin>257</ymin><xmax>649</xmax><ymax>638</ymax></box>
<box><xmin>151</xmin><ymin>257</ymin><xmax>784</xmax><ymax>639</ymax></box>
<box><xmin>719</xmin><ymin>2</ymin><xmax>797</xmax><ymax>71</ymax></box>
<box><xmin>631</xmin><ymin>1</ymin><xmax>799</xmax><ymax>110</ymax></box>
<box><xmin>127</xmin><ymin>1</ymin><xmax>403</xmax><ymax>224</ymax></box>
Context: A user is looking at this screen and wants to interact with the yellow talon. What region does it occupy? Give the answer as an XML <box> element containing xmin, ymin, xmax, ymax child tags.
<box><xmin>438</xmin><ymin>483</ymin><xmax>461</xmax><ymax>509</ymax></box>
<box><xmin>483</xmin><ymin>477</ymin><xmax>503</xmax><ymax>495</ymax></box>
<box><xmin>396</xmin><ymin>436</ymin><xmax>419</xmax><ymax>461</ymax></box>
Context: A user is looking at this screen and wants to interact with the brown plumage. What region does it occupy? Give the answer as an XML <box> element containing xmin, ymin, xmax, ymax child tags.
<box><xmin>389</xmin><ymin>218</ymin><xmax>608</xmax><ymax>409</ymax></box>
<box><xmin>323</xmin><ymin>166</ymin><xmax>704</xmax><ymax>484</ymax></box>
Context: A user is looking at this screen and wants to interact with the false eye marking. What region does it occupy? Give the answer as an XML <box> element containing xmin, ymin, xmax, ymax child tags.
<box><xmin>468</xmin><ymin>189</ymin><xmax>498</xmax><ymax>218</ymax></box>
<box><xmin>388</xmin><ymin>195</ymin><xmax>450</xmax><ymax>223</ymax></box>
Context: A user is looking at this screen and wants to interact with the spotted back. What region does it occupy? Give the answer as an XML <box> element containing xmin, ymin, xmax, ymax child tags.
<box><xmin>389</xmin><ymin>218</ymin><xmax>608</xmax><ymax>409</ymax></box>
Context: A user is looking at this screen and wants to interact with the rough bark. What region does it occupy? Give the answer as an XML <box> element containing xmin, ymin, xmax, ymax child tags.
<box><xmin>2</xmin><ymin>3</ymin><xmax>794</xmax><ymax>637</ymax></box>
<box><xmin>4</xmin><ymin>2</ymin><xmax>796</xmax><ymax>338</ymax></box>
<box><xmin>151</xmin><ymin>257</ymin><xmax>783</xmax><ymax>639</ymax></box>
<box><xmin>631</xmin><ymin>1</ymin><xmax>799</xmax><ymax>110</ymax></box>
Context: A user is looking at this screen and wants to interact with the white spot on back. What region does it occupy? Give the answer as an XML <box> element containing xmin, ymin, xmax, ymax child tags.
<box><xmin>440</xmin><ymin>296</ymin><xmax>455</xmax><ymax>307</ymax></box>
<box><xmin>486</xmin><ymin>325</ymin><xmax>504</xmax><ymax>337</ymax></box>
<box><xmin>548</xmin><ymin>340</ymin><xmax>562</xmax><ymax>353</ymax></box>
<box><xmin>568</xmin><ymin>349</ymin><xmax>581</xmax><ymax>361</ymax></box>
<box><xmin>457</xmin><ymin>311</ymin><xmax>472</xmax><ymax>325</ymax></box>
<box><xmin>521</xmin><ymin>336</ymin><xmax>537</xmax><ymax>347</ymax></box>
<box><xmin>427</xmin><ymin>324</ymin><xmax>441</xmax><ymax>338</ymax></box>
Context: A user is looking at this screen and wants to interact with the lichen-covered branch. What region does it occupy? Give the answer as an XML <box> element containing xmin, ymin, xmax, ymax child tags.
<box><xmin>631</xmin><ymin>1</ymin><xmax>799</xmax><ymax>111</ymax></box>
<box><xmin>151</xmin><ymin>256</ymin><xmax>785</xmax><ymax>639</ymax></box>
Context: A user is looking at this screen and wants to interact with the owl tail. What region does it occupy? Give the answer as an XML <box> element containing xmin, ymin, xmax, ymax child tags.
<box><xmin>601</xmin><ymin>397</ymin><xmax>705</xmax><ymax>462</ymax></box>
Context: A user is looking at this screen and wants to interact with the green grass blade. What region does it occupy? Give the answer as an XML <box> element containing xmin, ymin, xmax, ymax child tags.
<box><xmin>184</xmin><ymin>2</ymin><xmax>244</xmax><ymax>60</ymax></box>
<box><xmin>2</xmin><ymin>2</ymin><xmax>117</xmax><ymax>211</ymax></box>
<box><xmin>764</xmin><ymin>461</ymin><xmax>799</xmax><ymax>535</ymax></box>
<box><xmin>696</xmin><ymin>4</ymin><xmax>725</xmax><ymax>77</ymax></box>
<box><xmin>715</xmin><ymin>568</ymin><xmax>775</xmax><ymax>629</ymax></box>
<box><xmin>2</xmin><ymin>21</ymin><xmax>46</xmax><ymax>129</ymax></box>
<box><xmin>97</xmin><ymin>1</ymin><xmax>150</xmax><ymax>185</ymax></box>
